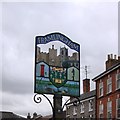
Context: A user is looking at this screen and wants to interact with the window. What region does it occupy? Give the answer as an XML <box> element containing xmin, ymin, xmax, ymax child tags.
<box><xmin>73</xmin><ymin>106</ymin><xmax>77</xmax><ymax>116</ymax></box>
<box><xmin>66</xmin><ymin>50</ymin><xmax>68</xmax><ymax>56</ymax></box>
<box><xmin>107</xmin><ymin>101</ymin><xmax>112</xmax><ymax>118</ymax></box>
<box><xmin>66</xmin><ymin>106</ymin><xmax>70</xmax><ymax>118</ymax></box>
<box><xmin>76</xmin><ymin>63</ymin><xmax>78</xmax><ymax>67</ymax></box>
<box><xmin>116</xmin><ymin>98</ymin><xmax>120</xmax><ymax>119</ymax></box>
<box><xmin>71</xmin><ymin>63</ymin><xmax>73</xmax><ymax>66</ymax></box>
<box><xmin>80</xmin><ymin>103</ymin><xmax>84</xmax><ymax>113</ymax></box>
<box><xmin>99</xmin><ymin>104</ymin><xmax>104</xmax><ymax>118</ymax></box>
<box><xmin>89</xmin><ymin>100</ymin><xmax>93</xmax><ymax>111</ymax></box>
<box><xmin>89</xmin><ymin>114</ymin><xmax>93</xmax><ymax>119</ymax></box>
<box><xmin>61</xmin><ymin>50</ymin><xmax>64</xmax><ymax>55</ymax></box>
<box><xmin>116</xmin><ymin>73</ymin><xmax>120</xmax><ymax>90</ymax></box>
<box><xmin>81</xmin><ymin>116</ymin><xmax>84</xmax><ymax>118</ymax></box>
<box><xmin>99</xmin><ymin>82</ymin><xmax>103</xmax><ymax>97</ymax></box>
<box><xmin>107</xmin><ymin>77</ymin><xmax>112</xmax><ymax>93</ymax></box>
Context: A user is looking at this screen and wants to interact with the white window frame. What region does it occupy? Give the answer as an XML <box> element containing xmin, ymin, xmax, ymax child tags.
<box><xmin>116</xmin><ymin>98</ymin><xmax>120</xmax><ymax>119</ymax></box>
<box><xmin>107</xmin><ymin>101</ymin><xmax>112</xmax><ymax>118</ymax></box>
<box><xmin>80</xmin><ymin>103</ymin><xmax>84</xmax><ymax>113</ymax></box>
<box><xmin>99</xmin><ymin>104</ymin><xmax>104</xmax><ymax>118</ymax></box>
<box><xmin>73</xmin><ymin>106</ymin><xmax>77</xmax><ymax>116</ymax></box>
<box><xmin>89</xmin><ymin>114</ymin><xmax>93</xmax><ymax>119</ymax></box>
<box><xmin>81</xmin><ymin>116</ymin><xmax>84</xmax><ymax>118</ymax></box>
<box><xmin>107</xmin><ymin>77</ymin><xmax>112</xmax><ymax>94</ymax></box>
<box><xmin>99</xmin><ymin>82</ymin><xmax>103</xmax><ymax>97</ymax></box>
<box><xmin>89</xmin><ymin>100</ymin><xmax>93</xmax><ymax>112</ymax></box>
<box><xmin>116</xmin><ymin>73</ymin><xmax>120</xmax><ymax>90</ymax></box>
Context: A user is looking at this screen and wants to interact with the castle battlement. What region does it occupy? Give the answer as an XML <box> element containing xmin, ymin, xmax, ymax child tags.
<box><xmin>37</xmin><ymin>45</ymin><xmax>79</xmax><ymax>68</ymax></box>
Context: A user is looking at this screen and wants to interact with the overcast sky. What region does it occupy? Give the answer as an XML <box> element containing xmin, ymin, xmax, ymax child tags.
<box><xmin>1</xmin><ymin>0</ymin><xmax>119</xmax><ymax>118</ymax></box>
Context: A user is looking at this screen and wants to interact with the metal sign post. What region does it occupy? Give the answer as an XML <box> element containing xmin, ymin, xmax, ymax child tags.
<box><xmin>53</xmin><ymin>94</ymin><xmax>62</xmax><ymax>119</ymax></box>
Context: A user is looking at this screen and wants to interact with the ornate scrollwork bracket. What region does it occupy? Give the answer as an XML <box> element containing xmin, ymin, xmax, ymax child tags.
<box><xmin>34</xmin><ymin>94</ymin><xmax>80</xmax><ymax>120</ymax></box>
<box><xmin>34</xmin><ymin>94</ymin><xmax>42</xmax><ymax>103</ymax></box>
<box><xmin>62</xmin><ymin>96</ymin><xmax>80</xmax><ymax>110</ymax></box>
<box><xmin>34</xmin><ymin>94</ymin><xmax>54</xmax><ymax>111</ymax></box>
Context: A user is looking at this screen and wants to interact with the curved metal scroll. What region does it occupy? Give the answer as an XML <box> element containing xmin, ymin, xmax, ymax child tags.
<box><xmin>62</xmin><ymin>98</ymin><xmax>71</xmax><ymax>110</ymax></box>
<box><xmin>62</xmin><ymin>96</ymin><xmax>80</xmax><ymax>110</ymax></box>
<box><xmin>34</xmin><ymin>93</ymin><xmax>80</xmax><ymax>120</ymax></box>
<box><xmin>34</xmin><ymin>94</ymin><xmax>54</xmax><ymax>112</ymax></box>
<box><xmin>34</xmin><ymin>94</ymin><xmax>42</xmax><ymax>103</ymax></box>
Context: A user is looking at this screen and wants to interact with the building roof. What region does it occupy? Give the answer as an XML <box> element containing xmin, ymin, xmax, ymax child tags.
<box><xmin>92</xmin><ymin>62</ymin><xmax>120</xmax><ymax>81</ymax></box>
<box><xmin>40</xmin><ymin>111</ymin><xmax>66</xmax><ymax>120</ymax></box>
<box><xmin>67</xmin><ymin>90</ymin><xmax>96</xmax><ymax>104</ymax></box>
<box><xmin>79</xmin><ymin>90</ymin><xmax>96</xmax><ymax>101</ymax></box>
<box><xmin>0</xmin><ymin>111</ymin><xmax>27</xmax><ymax>120</ymax></box>
<box><xmin>43</xmin><ymin>115</ymin><xmax>52</xmax><ymax>118</ymax></box>
<box><xmin>31</xmin><ymin>115</ymin><xmax>42</xmax><ymax>120</ymax></box>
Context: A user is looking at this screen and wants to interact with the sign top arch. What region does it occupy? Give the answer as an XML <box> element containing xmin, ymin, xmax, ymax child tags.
<box><xmin>36</xmin><ymin>32</ymin><xmax>80</xmax><ymax>52</ymax></box>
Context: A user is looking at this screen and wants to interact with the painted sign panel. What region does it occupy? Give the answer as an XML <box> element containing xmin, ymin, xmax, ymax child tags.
<box><xmin>34</xmin><ymin>32</ymin><xmax>80</xmax><ymax>97</ymax></box>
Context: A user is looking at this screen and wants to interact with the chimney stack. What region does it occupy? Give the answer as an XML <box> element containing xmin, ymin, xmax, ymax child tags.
<box><xmin>118</xmin><ymin>56</ymin><xmax>120</xmax><ymax>61</ymax></box>
<box><xmin>83</xmin><ymin>79</ymin><xmax>90</xmax><ymax>93</ymax></box>
<box><xmin>110</xmin><ymin>54</ymin><xmax>113</xmax><ymax>59</ymax></box>
<box><xmin>106</xmin><ymin>54</ymin><xmax>120</xmax><ymax>70</ymax></box>
<box><xmin>27</xmin><ymin>113</ymin><xmax>31</xmax><ymax>119</ymax></box>
<box><xmin>108</xmin><ymin>54</ymin><xmax>110</xmax><ymax>60</ymax></box>
<box><xmin>33</xmin><ymin>112</ymin><xmax>37</xmax><ymax>119</ymax></box>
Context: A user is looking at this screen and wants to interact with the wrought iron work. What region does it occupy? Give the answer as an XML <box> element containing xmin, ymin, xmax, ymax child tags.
<box><xmin>34</xmin><ymin>94</ymin><xmax>42</xmax><ymax>103</ymax></box>
<box><xmin>62</xmin><ymin>97</ymin><xmax>80</xmax><ymax>110</ymax></box>
<box><xmin>34</xmin><ymin>94</ymin><xmax>54</xmax><ymax>111</ymax></box>
<box><xmin>34</xmin><ymin>93</ymin><xmax>80</xmax><ymax>119</ymax></box>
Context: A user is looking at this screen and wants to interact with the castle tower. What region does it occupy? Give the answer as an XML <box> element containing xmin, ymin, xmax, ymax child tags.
<box><xmin>60</xmin><ymin>46</ymin><xmax>68</xmax><ymax>67</ymax></box>
<box><xmin>49</xmin><ymin>45</ymin><xmax>57</xmax><ymax>66</ymax></box>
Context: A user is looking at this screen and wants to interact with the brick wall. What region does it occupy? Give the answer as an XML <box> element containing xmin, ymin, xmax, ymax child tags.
<box><xmin>96</xmin><ymin>67</ymin><xmax>120</xmax><ymax>118</ymax></box>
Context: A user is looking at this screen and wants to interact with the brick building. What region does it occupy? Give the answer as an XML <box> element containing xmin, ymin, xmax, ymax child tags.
<box><xmin>92</xmin><ymin>54</ymin><xmax>120</xmax><ymax>119</ymax></box>
<box><xmin>66</xmin><ymin>79</ymin><xmax>96</xmax><ymax>119</ymax></box>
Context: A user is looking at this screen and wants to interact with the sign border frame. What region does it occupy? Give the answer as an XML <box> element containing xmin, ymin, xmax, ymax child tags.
<box><xmin>34</xmin><ymin>32</ymin><xmax>80</xmax><ymax>97</ymax></box>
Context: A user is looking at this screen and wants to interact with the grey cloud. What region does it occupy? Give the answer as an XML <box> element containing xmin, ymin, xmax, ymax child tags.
<box><xmin>2</xmin><ymin>76</ymin><xmax>33</xmax><ymax>94</ymax></box>
<box><xmin>2</xmin><ymin>52</ymin><xmax>34</xmax><ymax>94</ymax></box>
